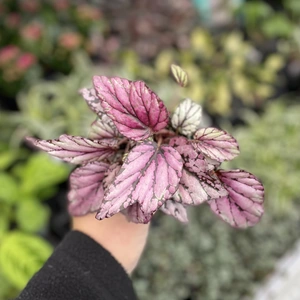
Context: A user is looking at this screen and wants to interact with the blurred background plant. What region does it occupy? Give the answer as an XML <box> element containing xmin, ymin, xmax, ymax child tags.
<box><xmin>133</xmin><ymin>98</ymin><xmax>300</xmax><ymax>300</ymax></box>
<box><xmin>118</xmin><ymin>28</ymin><xmax>284</xmax><ymax>118</ymax></box>
<box><xmin>0</xmin><ymin>146</ymin><xmax>69</xmax><ymax>299</ymax></box>
<box><xmin>0</xmin><ymin>0</ymin><xmax>106</xmax><ymax>99</ymax></box>
<box><xmin>0</xmin><ymin>0</ymin><xmax>300</xmax><ymax>299</ymax></box>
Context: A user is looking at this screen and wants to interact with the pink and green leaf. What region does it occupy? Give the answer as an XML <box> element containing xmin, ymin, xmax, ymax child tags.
<box><xmin>208</xmin><ymin>169</ymin><xmax>264</xmax><ymax>228</ymax></box>
<box><xmin>192</xmin><ymin>127</ymin><xmax>240</xmax><ymax>162</ymax></box>
<box><xmin>68</xmin><ymin>162</ymin><xmax>110</xmax><ymax>216</ymax></box>
<box><xmin>93</xmin><ymin>76</ymin><xmax>169</xmax><ymax>141</ymax></box>
<box><xmin>96</xmin><ymin>141</ymin><xmax>183</xmax><ymax>220</ymax></box>
<box><xmin>26</xmin><ymin>135</ymin><xmax>118</xmax><ymax>164</ymax></box>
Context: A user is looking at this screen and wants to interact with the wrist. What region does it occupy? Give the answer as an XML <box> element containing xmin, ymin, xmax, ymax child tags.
<box><xmin>72</xmin><ymin>213</ymin><xmax>149</xmax><ymax>274</ymax></box>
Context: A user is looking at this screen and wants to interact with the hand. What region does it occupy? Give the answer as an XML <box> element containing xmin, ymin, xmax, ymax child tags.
<box><xmin>72</xmin><ymin>213</ymin><xmax>150</xmax><ymax>274</ymax></box>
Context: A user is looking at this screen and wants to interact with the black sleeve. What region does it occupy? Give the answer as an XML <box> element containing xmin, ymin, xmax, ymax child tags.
<box><xmin>16</xmin><ymin>231</ymin><xmax>138</xmax><ymax>300</ymax></box>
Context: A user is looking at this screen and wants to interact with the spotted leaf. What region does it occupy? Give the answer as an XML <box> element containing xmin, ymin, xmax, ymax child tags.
<box><xmin>208</xmin><ymin>169</ymin><xmax>264</xmax><ymax>228</ymax></box>
<box><xmin>96</xmin><ymin>141</ymin><xmax>183</xmax><ymax>220</ymax></box>
<box><xmin>174</xmin><ymin>169</ymin><xmax>228</xmax><ymax>205</ymax></box>
<box><xmin>80</xmin><ymin>87</ymin><xmax>104</xmax><ymax>115</ymax></box>
<box><xmin>93</xmin><ymin>76</ymin><xmax>169</xmax><ymax>141</ymax></box>
<box><xmin>192</xmin><ymin>127</ymin><xmax>240</xmax><ymax>162</ymax></box>
<box><xmin>103</xmin><ymin>163</ymin><xmax>122</xmax><ymax>190</ymax></box>
<box><xmin>125</xmin><ymin>203</ymin><xmax>153</xmax><ymax>224</ymax></box>
<box><xmin>171</xmin><ymin>98</ymin><xmax>202</xmax><ymax>136</ymax></box>
<box><xmin>171</xmin><ymin>64</ymin><xmax>188</xmax><ymax>87</ymax></box>
<box><xmin>26</xmin><ymin>135</ymin><xmax>118</xmax><ymax>164</ymax></box>
<box><xmin>68</xmin><ymin>162</ymin><xmax>110</xmax><ymax>216</ymax></box>
<box><xmin>88</xmin><ymin>115</ymin><xmax>120</xmax><ymax>140</ymax></box>
<box><xmin>161</xmin><ymin>200</ymin><xmax>188</xmax><ymax>223</ymax></box>
<box><xmin>170</xmin><ymin>137</ymin><xmax>208</xmax><ymax>174</ymax></box>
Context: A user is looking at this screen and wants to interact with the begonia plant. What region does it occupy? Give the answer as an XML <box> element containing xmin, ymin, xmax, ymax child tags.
<box><xmin>27</xmin><ymin>66</ymin><xmax>264</xmax><ymax>228</ymax></box>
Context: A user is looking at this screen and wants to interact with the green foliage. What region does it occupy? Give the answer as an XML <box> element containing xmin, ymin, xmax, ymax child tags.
<box><xmin>13</xmin><ymin>153</ymin><xmax>70</xmax><ymax>199</ymax></box>
<box><xmin>0</xmin><ymin>271</ymin><xmax>18</xmax><ymax>300</ymax></box>
<box><xmin>15</xmin><ymin>200</ymin><xmax>50</xmax><ymax>233</ymax></box>
<box><xmin>0</xmin><ymin>148</ymin><xmax>69</xmax><ymax>298</ymax></box>
<box><xmin>0</xmin><ymin>231</ymin><xmax>53</xmax><ymax>290</ymax></box>
<box><xmin>2</xmin><ymin>53</ymin><xmax>96</xmax><ymax>144</ymax></box>
<box><xmin>238</xmin><ymin>0</ymin><xmax>300</xmax><ymax>40</ymax></box>
<box><xmin>118</xmin><ymin>28</ymin><xmax>284</xmax><ymax>117</ymax></box>
<box><xmin>134</xmin><ymin>204</ymin><xmax>300</xmax><ymax>300</ymax></box>
<box><xmin>0</xmin><ymin>0</ymin><xmax>106</xmax><ymax>96</ymax></box>
<box><xmin>134</xmin><ymin>99</ymin><xmax>300</xmax><ymax>300</ymax></box>
<box><xmin>224</xmin><ymin>100</ymin><xmax>300</xmax><ymax>214</ymax></box>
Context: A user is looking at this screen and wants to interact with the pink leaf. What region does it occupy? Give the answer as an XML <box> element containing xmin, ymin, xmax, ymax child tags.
<box><xmin>192</xmin><ymin>127</ymin><xmax>240</xmax><ymax>162</ymax></box>
<box><xmin>208</xmin><ymin>169</ymin><xmax>264</xmax><ymax>228</ymax></box>
<box><xmin>125</xmin><ymin>203</ymin><xmax>153</xmax><ymax>224</ymax></box>
<box><xmin>88</xmin><ymin>115</ymin><xmax>120</xmax><ymax>140</ymax></box>
<box><xmin>96</xmin><ymin>141</ymin><xmax>183</xmax><ymax>219</ymax></box>
<box><xmin>171</xmin><ymin>98</ymin><xmax>202</xmax><ymax>136</ymax></box>
<box><xmin>68</xmin><ymin>162</ymin><xmax>110</xmax><ymax>216</ymax></box>
<box><xmin>103</xmin><ymin>163</ymin><xmax>122</xmax><ymax>190</ymax></box>
<box><xmin>170</xmin><ymin>137</ymin><xmax>208</xmax><ymax>174</ymax></box>
<box><xmin>174</xmin><ymin>169</ymin><xmax>228</xmax><ymax>205</ymax></box>
<box><xmin>80</xmin><ymin>87</ymin><xmax>104</xmax><ymax>115</ymax></box>
<box><xmin>161</xmin><ymin>200</ymin><xmax>188</xmax><ymax>223</ymax></box>
<box><xmin>26</xmin><ymin>135</ymin><xmax>118</xmax><ymax>164</ymax></box>
<box><xmin>93</xmin><ymin>76</ymin><xmax>169</xmax><ymax>141</ymax></box>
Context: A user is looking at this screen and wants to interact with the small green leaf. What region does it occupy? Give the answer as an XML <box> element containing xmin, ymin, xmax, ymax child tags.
<box><xmin>16</xmin><ymin>199</ymin><xmax>50</xmax><ymax>233</ymax></box>
<box><xmin>16</xmin><ymin>153</ymin><xmax>70</xmax><ymax>199</ymax></box>
<box><xmin>0</xmin><ymin>231</ymin><xmax>53</xmax><ymax>289</ymax></box>
<box><xmin>0</xmin><ymin>173</ymin><xmax>19</xmax><ymax>203</ymax></box>
<box><xmin>0</xmin><ymin>216</ymin><xmax>9</xmax><ymax>243</ymax></box>
<box><xmin>171</xmin><ymin>64</ymin><xmax>189</xmax><ymax>87</ymax></box>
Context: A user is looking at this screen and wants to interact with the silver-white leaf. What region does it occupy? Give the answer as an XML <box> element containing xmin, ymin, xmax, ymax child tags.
<box><xmin>171</xmin><ymin>98</ymin><xmax>202</xmax><ymax>136</ymax></box>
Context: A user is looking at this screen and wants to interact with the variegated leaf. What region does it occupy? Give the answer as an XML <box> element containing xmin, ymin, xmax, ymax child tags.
<box><xmin>125</xmin><ymin>203</ymin><xmax>153</xmax><ymax>224</ymax></box>
<box><xmin>192</xmin><ymin>127</ymin><xmax>240</xmax><ymax>162</ymax></box>
<box><xmin>208</xmin><ymin>169</ymin><xmax>264</xmax><ymax>228</ymax></box>
<box><xmin>68</xmin><ymin>162</ymin><xmax>110</xmax><ymax>216</ymax></box>
<box><xmin>169</xmin><ymin>137</ymin><xmax>209</xmax><ymax>173</ymax></box>
<box><xmin>93</xmin><ymin>76</ymin><xmax>169</xmax><ymax>141</ymax></box>
<box><xmin>171</xmin><ymin>64</ymin><xmax>188</xmax><ymax>87</ymax></box>
<box><xmin>171</xmin><ymin>98</ymin><xmax>202</xmax><ymax>136</ymax></box>
<box><xmin>88</xmin><ymin>115</ymin><xmax>120</xmax><ymax>140</ymax></box>
<box><xmin>103</xmin><ymin>163</ymin><xmax>122</xmax><ymax>190</ymax></box>
<box><xmin>173</xmin><ymin>169</ymin><xmax>228</xmax><ymax>205</ymax></box>
<box><xmin>26</xmin><ymin>135</ymin><xmax>118</xmax><ymax>164</ymax></box>
<box><xmin>80</xmin><ymin>87</ymin><xmax>104</xmax><ymax>115</ymax></box>
<box><xmin>96</xmin><ymin>141</ymin><xmax>183</xmax><ymax>220</ymax></box>
<box><xmin>160</xmin><ymin>200</ymin><xmax>188</xmax><ymax>223</ymax></box>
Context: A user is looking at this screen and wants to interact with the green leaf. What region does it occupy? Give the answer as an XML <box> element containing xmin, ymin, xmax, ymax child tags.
<box><xmin>155</xmin><ymin>50</ymin><xmax>176</xmax><ymax>77</ymax></box>
<box><xmin>15</xmin><ymin>199</ymin><xmax>50</xmax><ymax>233</ymax></box>
<box><xmin>285</xmin><ymin>0</ymin><xmax>300</xmax><ymax>15</ymax></box>
<box><xmin>0</xmin><ymin>173</ymin><xmax>19</xmax><ymax>203</ymax></box>
<box><xmin>0</xmin><ymin>215</ymin><xmax>9</xmax><ymax>243</ymax></box>
<box><xmin>16</xmin><ymin>153</ymin><xmax>70</xmax><ymax>199</ymax></box>
<box><xmin>261</xmin><ymin>14</ymin><xmax>294</xmax><ymax>38</ymax></box>
<box><xmin>0</xmin><ymin>231</ymin><xmax>53</xmax><ymax>290</ymax></box>
<box><xmin>0</xmin><ymin>270</ymin><xmax>18</xmax><ymax>300</ymax></box>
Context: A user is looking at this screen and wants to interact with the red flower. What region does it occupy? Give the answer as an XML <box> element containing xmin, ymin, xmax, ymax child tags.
<box><xmin>16</xmin><ymin>53</ymin><xmax>37</xmax><ymax>70</ymax></box>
